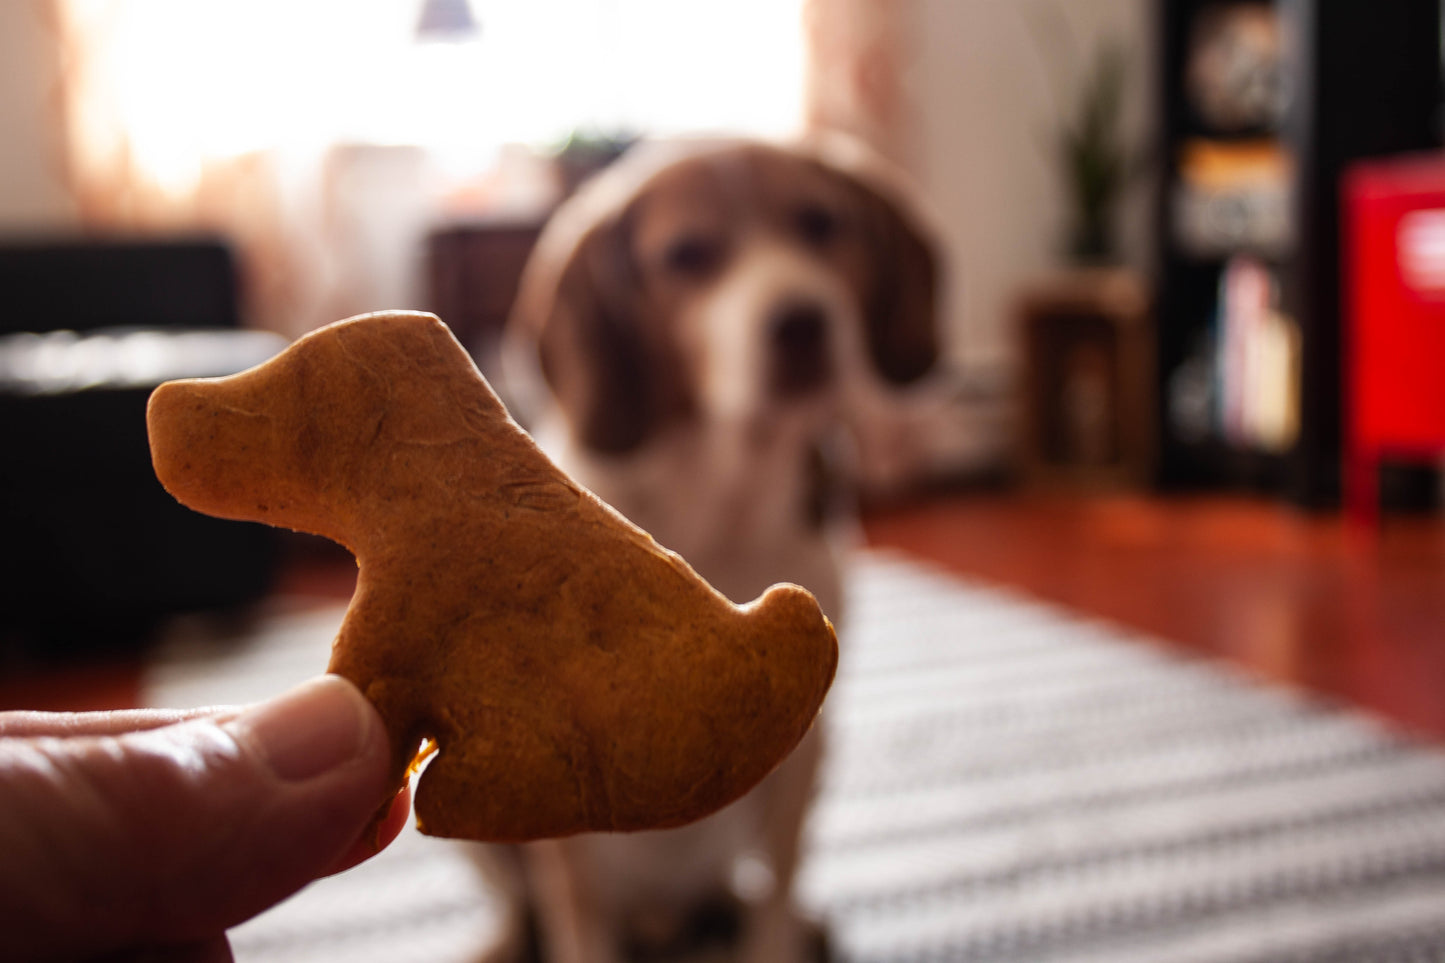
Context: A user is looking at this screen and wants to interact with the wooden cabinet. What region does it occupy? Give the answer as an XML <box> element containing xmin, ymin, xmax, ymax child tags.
<box><xmin>1019</xmin><ymin>269</ymin><xmax>1153</xmax><ymax>489</ymax></box>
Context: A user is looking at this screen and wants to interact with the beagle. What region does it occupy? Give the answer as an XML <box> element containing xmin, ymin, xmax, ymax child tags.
<box><xmin>498</xmin><ymin>137</ymin><xmax>941</xmax><ymax>963</ymax></box>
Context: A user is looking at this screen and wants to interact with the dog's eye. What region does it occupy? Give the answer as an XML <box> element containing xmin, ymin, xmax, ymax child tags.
<box><xmin>663</xmin><ymin>236</ymin><xmax>723</xmax><ymax>278</ymax></box>
<box><xmin>796</xmin><ymin>205</ymin><xmax>839</xmax><ymax>247</ymax></box>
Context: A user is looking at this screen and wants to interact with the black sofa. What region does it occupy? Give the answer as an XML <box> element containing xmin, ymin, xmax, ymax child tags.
<box><xmin>0</xmin><ymin>238</ymin><xmax>285</xmax><ymax>660</ymax></box>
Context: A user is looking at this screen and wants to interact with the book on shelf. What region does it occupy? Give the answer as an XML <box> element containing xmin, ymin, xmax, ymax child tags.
<box><xmin>1214</xmin><ymin>255</ymin><xmax>1300</xmax><ymax>453</ymax></box>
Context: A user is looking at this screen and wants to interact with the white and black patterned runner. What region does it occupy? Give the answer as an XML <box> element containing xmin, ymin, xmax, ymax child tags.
<box><xmin>144</xmin><ymin>550</ymin><xmax>1445</xmax><ymax>962</ymax></box>
<box><xmin>801</xmin><ymin>552</ymin><xmax>1445</xmax><ymax>963</ymax></box>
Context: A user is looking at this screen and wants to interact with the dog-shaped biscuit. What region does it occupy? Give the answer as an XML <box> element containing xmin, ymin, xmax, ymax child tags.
<box><xmin>146</xmin><ymin>311</ymin><xmax>837</xmax><ymax>842</ymax></box>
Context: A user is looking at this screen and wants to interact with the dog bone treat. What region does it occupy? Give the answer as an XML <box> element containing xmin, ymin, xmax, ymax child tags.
<box><xmin>146</xmin><ymin>311</ymin><xmax>837</xmax><ymax>842</ymax></box>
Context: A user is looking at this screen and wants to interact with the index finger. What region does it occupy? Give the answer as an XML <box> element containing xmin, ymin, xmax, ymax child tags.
<box><xmin>0</xmin><ymin>706</ymin><xmax>240</xmax><ymax>739</ymax></box>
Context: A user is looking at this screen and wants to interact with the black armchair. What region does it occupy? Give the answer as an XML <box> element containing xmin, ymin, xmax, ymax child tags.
<box><xmin>0</xmin><ymin>238</ymin><xmax>285</xmax><ymax>659</ymax></box>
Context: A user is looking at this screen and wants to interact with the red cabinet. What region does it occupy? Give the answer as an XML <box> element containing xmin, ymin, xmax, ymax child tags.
<box><xmin>1344</xmin><ymin>155</ymin><xmax>1445</xmax><ymax>523</ymax></box>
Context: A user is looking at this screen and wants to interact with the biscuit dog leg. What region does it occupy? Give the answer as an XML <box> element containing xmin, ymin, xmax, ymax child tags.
<box><xmin>412</xmin><ymin>718</ymin><xmax>587</xmax><ymax>840</ymax></box>
<box><xmin>147</xmin><ymin>311</ymin><xmax>837</xmax><ymax>842</ymax></box>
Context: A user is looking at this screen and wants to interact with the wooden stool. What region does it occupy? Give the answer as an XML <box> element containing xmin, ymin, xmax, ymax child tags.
<box><xmin>1017</xmin><ymin>268</ymin><xmax>1154</xmax><ymax>488</ymax></box>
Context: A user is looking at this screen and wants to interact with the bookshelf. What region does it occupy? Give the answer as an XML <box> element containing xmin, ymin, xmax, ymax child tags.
<box><xmin>1154</xmin><ymin>0</ymin><xmax>1442</xmax><ymax>505</ymax></box>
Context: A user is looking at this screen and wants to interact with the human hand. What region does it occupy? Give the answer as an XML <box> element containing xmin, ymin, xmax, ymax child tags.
<box><xmin>0</xmin><ymin>675</ymin><xmax>410</xmax><ymax>962</ymax></box>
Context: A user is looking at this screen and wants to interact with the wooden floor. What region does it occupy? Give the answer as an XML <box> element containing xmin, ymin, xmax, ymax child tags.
<box><xmin>4</xmin><ymin>492</ymin><xmax>1444</xmax><ymax>746</ymax></box>
<box><xmin>864</xmin><ymin>492</ymin><xmax>1445</xmax><ymax>743</ymax></box>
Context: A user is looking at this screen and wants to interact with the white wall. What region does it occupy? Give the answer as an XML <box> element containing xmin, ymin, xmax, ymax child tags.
<box><xmin>0</xmin><ymin>1</ymin><xmax>76</xmax><ymax>230</ymax></box>
<box><xmin>909</xmin><ymin>0</ymin><xmax>1155</xmax><ymax>374</ymax></box>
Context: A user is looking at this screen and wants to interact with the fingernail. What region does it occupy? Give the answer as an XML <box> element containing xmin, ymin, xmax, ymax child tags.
<box><xmin>229</xmin><ymin>675</ymin><xmax>371</xmax><ymax>782</ymax></box>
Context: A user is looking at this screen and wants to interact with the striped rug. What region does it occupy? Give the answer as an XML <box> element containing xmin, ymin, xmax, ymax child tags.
<box><xmin>144</xmin><ymin>550</ymin><xmax>1445</xmax><ymax>962</ymax></box>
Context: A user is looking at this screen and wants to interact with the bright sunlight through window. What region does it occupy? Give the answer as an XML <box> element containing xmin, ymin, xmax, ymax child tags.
<box><xmin>63</xmin><ymin>0</ymin><xmax>806</xmax><ymax>194</ymax></box>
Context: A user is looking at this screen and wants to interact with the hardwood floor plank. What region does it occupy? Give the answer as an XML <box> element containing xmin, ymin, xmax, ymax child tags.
<box><xmin>864</xmin><ymin>494</ymin><xmax>1445</xmax><ymax>741</ymax></box>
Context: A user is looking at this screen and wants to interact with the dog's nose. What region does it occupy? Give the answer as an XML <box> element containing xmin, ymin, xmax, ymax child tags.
<box><xmin>768</xmin><ymin>301</ymin><xmax>832</xmax><ymax>397</ymax></box>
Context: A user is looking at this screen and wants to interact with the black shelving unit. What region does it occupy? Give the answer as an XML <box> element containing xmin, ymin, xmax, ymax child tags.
<box><xmin>1154</xmin><ymin>0</ymin><xmax>1442</xmax><ymax>506</ymax></box>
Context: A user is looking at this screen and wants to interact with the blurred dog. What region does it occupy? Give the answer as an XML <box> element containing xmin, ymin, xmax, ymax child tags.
<box><xmin>497</xmin><ymin>137</ymin><xmax>941</xmax><ymax>963</ymax></box>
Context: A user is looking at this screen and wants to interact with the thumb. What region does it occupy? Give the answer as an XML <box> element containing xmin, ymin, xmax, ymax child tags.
<box><xmin>1</xmin><ymin>675</ymin><xmax>397</xmax><ymax>961</ymax></box>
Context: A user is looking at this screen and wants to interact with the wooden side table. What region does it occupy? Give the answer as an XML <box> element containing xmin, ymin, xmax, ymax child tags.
<box><xmin>1017</xmin><ymin>268</ymin><xmax>1154</xmax><ymax>488</ymax></box>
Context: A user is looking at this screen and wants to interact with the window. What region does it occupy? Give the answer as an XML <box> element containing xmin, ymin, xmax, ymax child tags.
<box><xmin>62</xmin><ymin>0</ymin><xmax>806</xmax><ymax>194</ymax></box>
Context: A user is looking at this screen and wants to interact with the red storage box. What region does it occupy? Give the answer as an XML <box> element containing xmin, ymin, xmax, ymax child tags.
<box><xmin>1343</xmin><ymin>154</ymin><xmax>1445</xmax><ymax>523</ymax></box>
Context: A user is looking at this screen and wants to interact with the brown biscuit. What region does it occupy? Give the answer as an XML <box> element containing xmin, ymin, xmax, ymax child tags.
<box><xmin>146</xmin><ymin>311</ymin><xmax>837</xmax><ymax>842</ymax></box>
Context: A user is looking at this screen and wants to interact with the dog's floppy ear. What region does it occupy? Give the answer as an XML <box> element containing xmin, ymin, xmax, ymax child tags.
<box><xmin>509</xmin><ymin>195</ymin><xmax>686</xmax><ymax>454</ymax></box>
<box><xmin>813</xmin><ymin>139</ymin><xmax>942</xmax><ymax>385</ymax></box>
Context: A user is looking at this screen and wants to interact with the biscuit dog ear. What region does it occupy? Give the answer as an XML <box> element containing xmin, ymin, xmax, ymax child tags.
<box><xmin>510</xmin><ymin>205</ymin><xmax>686</xmax><ymax>455</ymax></box>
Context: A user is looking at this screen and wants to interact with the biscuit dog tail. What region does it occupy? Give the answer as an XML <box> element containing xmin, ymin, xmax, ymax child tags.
<box><xmin>746</xmin><ymin>582</ymin><xmax>839</xmax><ymax>730</ymax></box>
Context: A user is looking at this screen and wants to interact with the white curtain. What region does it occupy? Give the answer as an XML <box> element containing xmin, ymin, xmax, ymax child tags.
<box><xmin>55</xmin><ymin>0</ymin><xmax>806</xmax><ymax>335</ymax></box>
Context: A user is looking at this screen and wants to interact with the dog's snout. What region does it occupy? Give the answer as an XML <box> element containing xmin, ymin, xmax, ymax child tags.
<box><xmin>768</xmin><ymin>301</ymin><xmax>832</xmax><ymax>397</ymax></box>
<box><xmin>771</xmin><ymin>303</ymin><xmax>826</xmax><ymax>354</ymax></box>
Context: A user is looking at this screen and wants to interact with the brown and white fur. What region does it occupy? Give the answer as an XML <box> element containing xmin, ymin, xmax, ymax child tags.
<box><xmin>495</xmin><ymin>136</ymin><xmax>941</xmax><ymax>963</ymax></box>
